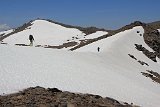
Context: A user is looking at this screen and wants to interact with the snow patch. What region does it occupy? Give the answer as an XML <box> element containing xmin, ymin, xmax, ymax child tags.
<box><xmin>3</xmin><ymin>20</ymin><xmax>85</xmax><ymax>46</ymax></box>
<box><xmin>0</xmin><ymin>44</ymin><xmax>160</xmax><ymax>107</ymax></box>
<box><xmin>0</xmin><ymin>29</ymin><xmax>13</xmax><ymax>36</ymax></box>
<box><xmin>156</xmin><ymin>57</ymin><xmax>160</xmax><ymax>64</ymax></box>
<box><xmin>83</xmin><ymin>31</ymin><xmax>108</xmax><ymax>39</ymax></box>
<box><xmin>76</xmin><ymin>26</ymin><xmax>153</xmax><ymax>53</ymax></box>
<box><xmin>1</xmin><ymin>25</ymin><xmax>160</xmax><ymax>107</ymax></box>
<box><xmin>2</xmin><ymin>20</ymin><xmax>108</xmax><ymax>48</ymax></box>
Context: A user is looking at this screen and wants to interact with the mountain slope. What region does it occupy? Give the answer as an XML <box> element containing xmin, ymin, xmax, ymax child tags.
<box><xmin>0</xmin><ymin>19</ymin><xmax>108</xmax><ymax>49</ymax></box>
<box><xmin>148</xmin><ymin>21</ymin><xmax>160</xmax><ymax>29</ymax></box>
<box><xmin>0</xmin><ymin>29</ymin><xmax>13</xmax><ymax>37</ymax></box>
<box><xmin>0</xmin><ymin>20</ymin><xmax>160</xmax><ymax>107</ymax></box>
<box><xmin>0</xmin><ymin>27</ymin><xmax>160</xmax><ymax>107</ymax></box>
<box><xmin>71</xmin><ymin>21</ymin><xmax>160</xmax><ymax>61</ymax></box>
<box><xmin>2</xmin><ymin>20</ymin><xmax>85</xmax><ymax>46</ymax></box>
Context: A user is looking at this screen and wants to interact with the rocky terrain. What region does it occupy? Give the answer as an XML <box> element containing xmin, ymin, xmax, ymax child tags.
<box><xmin>141</xmin><ymin>70</ymin><xmax>160</xmax><ymax>84</ymax></box>
<box><xmin>0</xmin><ymin>86</ymin><xmax>138</xmax><ymax>107</ymax></box>
<box><xmin>143</xmin><ymin>24</ymin><xmax>160</xmax><ymax>59</ymax></box>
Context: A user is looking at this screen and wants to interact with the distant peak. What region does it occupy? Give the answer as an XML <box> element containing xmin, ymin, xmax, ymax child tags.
<box><xmin>132</xmin><ymin>21</ymin><xmax>144</xmax><ymax>26</ymax></box>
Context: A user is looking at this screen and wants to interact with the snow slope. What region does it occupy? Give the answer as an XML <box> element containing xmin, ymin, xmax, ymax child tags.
<box><xmin>0</xmin><ymin>29</ymin><xmax>13</xmax><ymax>36</ymax></box>
<box><xmin>2</xmin><ymin>20</ymin><xmax>84</xmax><ymax>46</ymax></box>
<box><xmin>2</xmin><ymin>20</ymin><xmax>107</xmax><ymax>47</ymax></box>
<box><xmin>79</xmin><ymin>31</ymin><xmax>107</xmax><ymax>40</ymax></box>
<box><xmin>76</xmin><ymin>26</ymin><xmax>153</xmax><ymax>52</ymax></box>
<box><xmin>0</xmin><ymin>26</ymin><xmax>160</xmax><ymax>107</ymax></box>
<box><xmin>76</xmin><ymin>26</ymin><xmax>159</xmax><ymax>73</ymax></box>
<box><xmin>68</xmin><ymin>31</ymin><xmax>108</xmax><ymax>43</ymax></box>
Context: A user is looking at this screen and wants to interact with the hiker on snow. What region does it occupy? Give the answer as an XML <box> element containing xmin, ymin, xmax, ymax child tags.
<box><xmin>29</xmin><ymin>35</ymin><xmax>34</xmax><ymax>46</ymax></box>
<box><xmin>97</xmin><ymin>47</ymin><xmax>100</xmax><ymax>52</ymax></box>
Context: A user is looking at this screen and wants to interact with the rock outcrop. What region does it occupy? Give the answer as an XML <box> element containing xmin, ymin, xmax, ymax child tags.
<box><xmin>0</xmin><ymin>86</ymin><xmax>137</xmax><ymax>107</ymax></box>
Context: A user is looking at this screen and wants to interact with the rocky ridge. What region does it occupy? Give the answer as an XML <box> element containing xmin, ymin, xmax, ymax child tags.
<box><xmin>0</xmin><ymin>86</ymin><xmax>138</xmax><ymax>107</ymax></box>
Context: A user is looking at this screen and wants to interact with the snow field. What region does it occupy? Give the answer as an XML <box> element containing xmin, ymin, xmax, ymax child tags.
<box><xmin>0</xmin><ymin>23</ymin><xmax>160</xmax><ymax>107</ymax></box>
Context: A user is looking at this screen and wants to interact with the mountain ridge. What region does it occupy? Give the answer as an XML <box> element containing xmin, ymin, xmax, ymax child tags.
<box><xmin>0</xmin><ymin>19</ymin><xmax>160</xmax><ymax>107</ymax></box>
<box><xmin>0</xmin><ymin>18</ymin><xmax>108</xmax><ymax>41</ymax></box>
<box><xmin>0</xmin><ymin>19</ymin><xmax>160</xmax><ymax>60</ymax></box>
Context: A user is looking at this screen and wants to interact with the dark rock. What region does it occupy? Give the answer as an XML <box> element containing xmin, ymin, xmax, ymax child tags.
<box><xmin>94</xmin><ymin>95</ymin><xmax>102</xmax><ymax>99</ymax></box>
<box><xmin>0</xmin><ymin>87</ymin><xmax>135</xmax><ymax>107</ymax></box>
<box><xmin>48</xmin><ymin>88</ymin><xmax>62</xmax><ymax>93</ymax></box>
<box><xmin>133</xmin><ymin>21</ymin><xmax>143</xmax><ymax>26</ymax></box>
<box><xmin>128</xmin><ymin>54</ymin><xmax>137</xmax><ymax>60</ymax></box>
<box><xmin>44</xmin><ymin>41</ymin><xmax>78</xmax><ymax>49</ymax></box>
<box><xmin>138</xmin><ymin>60</ymin><xmax>149</xmax><ymax>66</ymax></box>
<box><xmin>135</xmin><ymin>44</ymin><xmax>157</xmax><ymax>62</ymax></box>
<box><xmin>105</xmin><ymin>97</ymin><xmax>120</xmax><ymax>104</ymax></box>
<box><xmin>143</xmin><ymin>24</ymin><xmax>160</xmax><ymax>59</ymax></box>
<box><xmin>60</xmin><ymin>103</ymin><xmax>67</xmax><ymax>107</ymax></box>
<box><xmin>137</xmin><ymin>31</ymin><xmax>140</xmax><ymax>33</ymax></box>
<box><xmin>142</xmin><ymin>70</ymin><xmax>160</xmax><ymax>84</ymax></box>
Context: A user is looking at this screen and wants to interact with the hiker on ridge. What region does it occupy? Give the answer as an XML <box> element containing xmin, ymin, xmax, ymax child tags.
<box><xmin>97</xmin><ymin>47</ymin><xmax>100</xmax><ymax>52</ymax></box>
<box><xmin>29</xmin><ymin>35</ymin><xmax>34</xmax><ymax>46</ymax></box>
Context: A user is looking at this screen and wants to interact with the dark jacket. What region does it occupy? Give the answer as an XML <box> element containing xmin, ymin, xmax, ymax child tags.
<box><xmin>29</xmin><ymin>35</ymin><xmax>34</xmax><ymax>41</ymax></box>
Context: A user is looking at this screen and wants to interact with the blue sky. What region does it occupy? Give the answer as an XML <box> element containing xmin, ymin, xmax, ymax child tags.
<box><xmin>0</xmin><ymin>0</ymin><xmax>160</xmax><ymax>30</ymax></box>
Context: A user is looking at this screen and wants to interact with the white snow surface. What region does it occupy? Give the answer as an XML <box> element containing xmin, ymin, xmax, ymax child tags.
<box><xmin>2</xmin><ymin>20</ymin><xmax>85</xmax><ymax>46</ymax></box>
<box><xmin>80</xmin><ymin>31</ymin><xmax>108</xmax><ymax>40</ymax></box>
<box><xmin>0</xmin><ymin>26</ymin><xmax>160</xmax><ymax>107</ymax></box>
<box><xmin>76</xmin><ymin>26</ymin><xmax>154</xmax><ymax>52</ymax></box>
<box><xmin>0</xmin><ymin>29</ymin><xmax>13</xmax><ymax>36</ymax></box>
<box><xmin>2</xmin><ymin>20</ymin><xmax>107</xmax><ymax>47</ymax></box>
